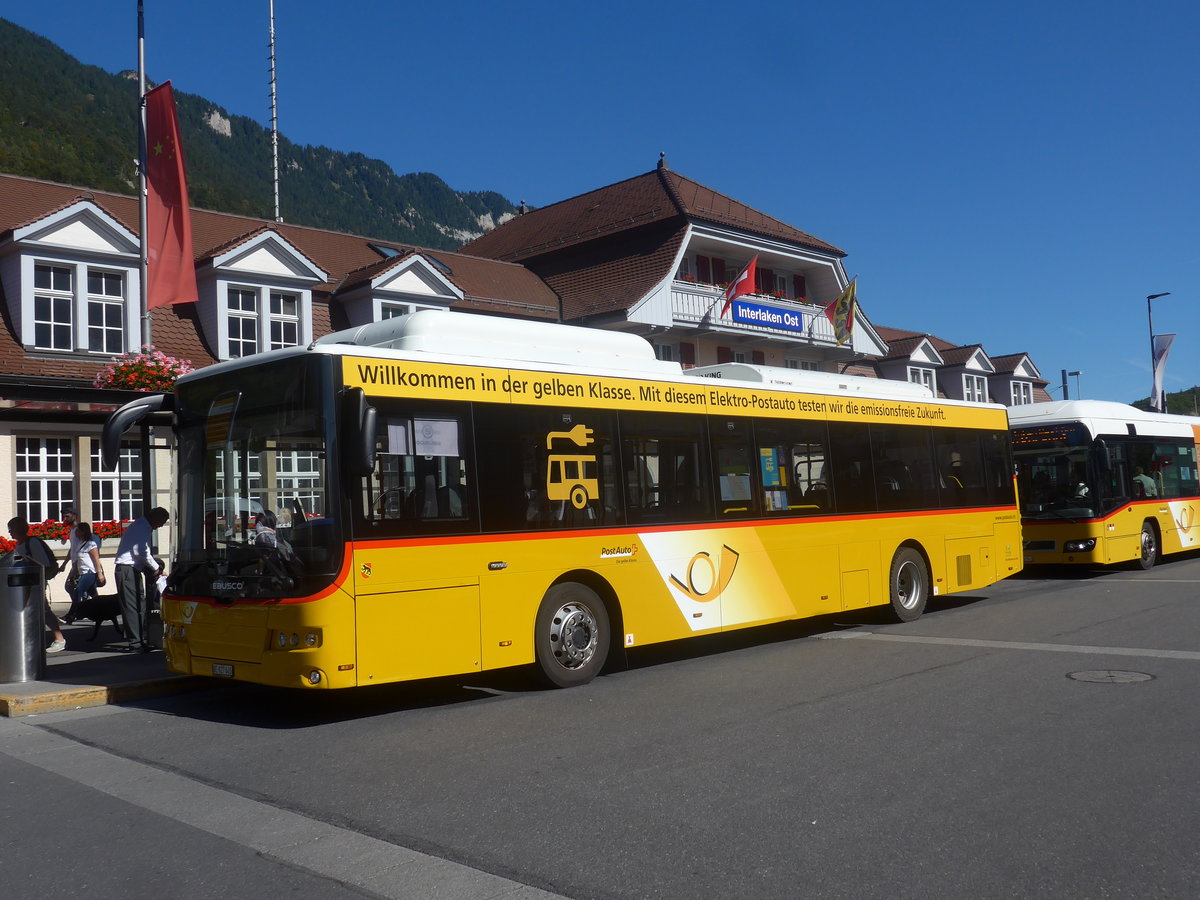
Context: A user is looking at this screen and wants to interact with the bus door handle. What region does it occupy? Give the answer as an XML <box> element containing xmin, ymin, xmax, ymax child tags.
<box><xmin>488</xmin><ymin>561</ymin><xmax>508</xmax><ymax>571</ymax></box>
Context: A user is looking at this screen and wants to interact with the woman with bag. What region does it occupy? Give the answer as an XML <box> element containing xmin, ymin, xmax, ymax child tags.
<box><xmin>63</xmin><ymin>521</ymin><xmax>104</xmax><ymax>623</ymax></box>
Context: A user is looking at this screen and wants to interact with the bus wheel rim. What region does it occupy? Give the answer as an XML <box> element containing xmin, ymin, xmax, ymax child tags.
<box><xmin>895</xmin><ymin>560</ymin><xmax>923</xmax><ymax>610</ymax></box>
<box><xmin>1141</xmin><ymin>528</ymin><xmax>1155</xmax><ymax>559</ymax></box>
<box><xmin>549</xmin><ymin>602</ymin><xmax>598</xmax><ymax>669</ymax></box>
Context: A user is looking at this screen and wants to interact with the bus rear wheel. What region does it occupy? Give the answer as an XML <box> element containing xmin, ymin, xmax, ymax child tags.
<box><xmin>887</xmin><ymin>547</ymin><xmax>928</xmax><ymax>622</ymax></box>
<box><xmin>534</xmin><ymin>583</ymin><xmax>610</xmax><ymax>687</ymax></box>
<box><xmin>1138</xmin><ymin>521</ymin><xmax>1159</xmax><ymax>570</ymax></box>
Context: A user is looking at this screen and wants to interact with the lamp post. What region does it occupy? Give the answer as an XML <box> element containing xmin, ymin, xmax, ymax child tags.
<box><xmin>1147</xmin><ymin>292</ymin><xmax>1172</xmax><ymax>411</ymax></box>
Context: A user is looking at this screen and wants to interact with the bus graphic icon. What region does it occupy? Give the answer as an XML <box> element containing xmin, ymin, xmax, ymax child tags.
<box><xmin>546</xmin><ymin>424</ymin><xmax>598</xmax><ymax>509</ymax></box>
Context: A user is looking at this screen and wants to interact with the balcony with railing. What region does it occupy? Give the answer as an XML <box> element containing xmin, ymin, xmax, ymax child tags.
<box><xmin>670</xmin><ymin>279</ymin><xmax>839</xmax><ymax>344</ymax></box>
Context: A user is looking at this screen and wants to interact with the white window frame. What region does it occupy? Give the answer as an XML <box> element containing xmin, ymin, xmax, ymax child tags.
<box><xmin>15</xmin><ymin>437</ymin><xmax>76</xmax><ymax>523</ymax></box>
<box><xmin>785</xmin><ymin>358</ymin><xmax>819</xmax><ymax>371</ymax></box>
<box><xmin>908</xmin><ymin>366</ymin><xmax>935</xmax><ymax>392</ymax></box>
<box><xmin>1010</xmin><ymin>381</ymin><xmax>1033</xmax><ymax>406</ymax></box>
<box><xmin>227</xmin><ymin>287</ymin><xmax>260</xmax><ymax>358</ymax></box>
<box><xmin>963</xmin><ymin>373</ymin><xmax>988</xmax><ymax>403</ymax></box>
<box><xmin>381</xmin><ymin>302</ymin><xmax>413</xmax><ymax>319</ymax></box>
<box><xmin>86</xmin><ymin>268</ymin><xmax>126</xmax><ymax>354</ymax></box>
<box><xmin>268</xmin><ymin>291</ymin><xmax>300</xmax><ymax>350</ymax></box>
<box><xmin>653</xmin><ymin>343</ymin><xmax>674</xmax><ymax>362</ymax></box>
<box><xmin>90</xmin><ymin>441</ymin><xmax>144</xmax><ymax>523</ymax></box>
<box><xmin>33</xmin><ymin>263</ymin><xmax>74</xmax><ymax>351</ymax></box>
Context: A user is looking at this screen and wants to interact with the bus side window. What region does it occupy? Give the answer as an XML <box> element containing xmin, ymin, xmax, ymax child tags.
<box><xmin>713</xmin><ymin>419</ymin><xmax>758</xmax><ymax>518</ymax></box>
<box><xmin>756</xmin><ymin>420</ymin><xmax>829</xmax><ymax>516</ymax></box>
<box><xmin>620</xmin><ymin>412</ymin><xmax>712</xmax><ymax>524</ymax></box>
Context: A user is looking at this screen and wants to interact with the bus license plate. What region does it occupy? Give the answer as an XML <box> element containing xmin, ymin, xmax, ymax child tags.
<box><xmin>212</xmin><ymin>664</ymin><xmax>234</xmax><ymax>678</ymax></box>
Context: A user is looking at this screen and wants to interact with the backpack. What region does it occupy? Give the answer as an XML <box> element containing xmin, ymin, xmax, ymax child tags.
<box><xmin>28</xmin><ymin>536</ymin><xmax>60</xmax><ymax>581</ymax></box>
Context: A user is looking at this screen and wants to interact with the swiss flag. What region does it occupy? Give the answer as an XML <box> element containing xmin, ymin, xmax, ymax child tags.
<box><xmin>720</xmin><ymin>255</ymin><xmax>758</xmax><ymax>317</ymax></box>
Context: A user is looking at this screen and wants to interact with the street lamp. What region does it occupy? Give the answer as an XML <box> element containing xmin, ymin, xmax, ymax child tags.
<box><xmin>1068</xmin><ymin>370</ymin><xmax>1082</xmax><ymax>399</ymax></box>
<box><xmin>1147</xmin><ymin>292</ymin><xmax>1172</xmax><ymax>411</ymax></box>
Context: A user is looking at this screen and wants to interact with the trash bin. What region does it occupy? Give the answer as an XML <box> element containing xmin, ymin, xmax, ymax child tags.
<box><xmin>0</xmin><ymin>556</ymin><xmax>46</xmax><ymax>683</ymax></box>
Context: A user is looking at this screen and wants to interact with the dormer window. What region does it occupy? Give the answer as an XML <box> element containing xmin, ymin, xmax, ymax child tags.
<box><xmin>32</xmin><ymin>262</ymin><xmax>129</xmax><ymax>354</ymax></box>
<box><xmin>224</xmin><ymin>286</ymin><xmax>303</xmax><ymax>358</ymax></box>
<box><xmin>908</xmin><ymin>366</ymin><xmax>934</xmax><ymax>392</ymax></box>
<box><xmin>963</xmin><ymin>374</ymin><xmax>988</xmax><ymax>402</ymax></box>
<box><xmin>1011</xmin><ymin>382</ymin><xmax>1033</xmax><ymax>405</ymax></box>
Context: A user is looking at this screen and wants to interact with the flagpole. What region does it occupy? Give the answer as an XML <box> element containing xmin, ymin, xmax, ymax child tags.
<box><xmin>137</xmin><ymin>0</ymin><xmax>151</xmax><ymax>346</ymax></box>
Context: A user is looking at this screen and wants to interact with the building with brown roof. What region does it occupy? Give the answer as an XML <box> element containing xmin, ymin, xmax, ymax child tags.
<box><xmin>463</xmin><ymin>155</ymin><xmax>892</xmax><ymax>369</ymax></box>
<box><xmin>0</xmin><ymin>172</ymin><xmax>557</xmax><ymax>526</ymax></box>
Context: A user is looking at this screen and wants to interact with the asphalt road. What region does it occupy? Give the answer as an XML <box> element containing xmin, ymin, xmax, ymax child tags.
<box><xmin>5</xmin><ymin>553</ymin><xmax>1200</xmax><ymax>899</ymax></box>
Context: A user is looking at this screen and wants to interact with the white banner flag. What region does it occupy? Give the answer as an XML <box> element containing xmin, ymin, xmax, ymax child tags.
<box><xmin>1151</xmin><ymin>333</ymin><xmax>1176</xmax><ymax>412</ymax></box>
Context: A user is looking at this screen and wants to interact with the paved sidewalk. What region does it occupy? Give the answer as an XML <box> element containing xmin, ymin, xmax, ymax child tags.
<box><xmin>0</xmin><ymin>609</ymin><xmax>213</xmax><ymax>717</ymax></box>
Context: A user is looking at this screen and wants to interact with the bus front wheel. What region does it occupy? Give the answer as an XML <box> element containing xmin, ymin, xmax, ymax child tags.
<box><xmin>534</xmin><ymin>583</ymin><xmax>611</xmax><ymax>688</ymax></box>
<box><xmin>1138</xmin><ymin>521</ymin><xmax>1159</xmax><ymax>570</ymax></box>
<box><xmin>887</xmin><ymin>547</ymin><xmax>928</xmax><ymax>622</ymax></box>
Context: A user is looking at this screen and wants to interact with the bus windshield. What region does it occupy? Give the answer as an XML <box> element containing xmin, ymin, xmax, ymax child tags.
<box><xmin>171</xmin><ymin>356</ymin><xmax>342</xmax><ymax>600</ymax></box>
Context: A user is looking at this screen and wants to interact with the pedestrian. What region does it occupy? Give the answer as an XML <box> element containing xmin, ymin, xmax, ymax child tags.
<box><xmin>59</xmin><ymin>506</ymin><xmax>79</xmax><ymax>574</ymax></box>
<box><xmin>5</xmin><ymin>516</ymin><xmax>68</xmax><ymax>653</ymax></box>
<box><xmin>64</xmin><ymin>521</ymin><xmax>105</xmax><ymax>623</ymax></box>
<box><xmin>113</xmin><ymin>507</ymin><xmax>169</xmax><ymax>653</ymax></box>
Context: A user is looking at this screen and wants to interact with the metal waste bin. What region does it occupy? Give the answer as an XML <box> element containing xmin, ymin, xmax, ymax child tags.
<box><xmin>0</xmin><ymin>556</ymin><xmax>46</xmax><ymax>683</ymax></box>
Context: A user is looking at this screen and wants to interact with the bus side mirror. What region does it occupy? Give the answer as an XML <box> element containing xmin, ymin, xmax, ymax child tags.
<box><xmin>343</xmin><ymin>388</ymin><xmax>377</xmax><ymax>477</ymax></box>
<box><xmin>101</xmin><ymin>393</ymin><xmax>173</xmax><ymax>469</ymax></box>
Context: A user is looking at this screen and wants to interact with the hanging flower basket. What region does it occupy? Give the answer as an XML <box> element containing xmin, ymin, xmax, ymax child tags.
<box><xmin>93</xmin><ymin>345</ymin><xmax>193</xmax><ymax>393</ymax></box>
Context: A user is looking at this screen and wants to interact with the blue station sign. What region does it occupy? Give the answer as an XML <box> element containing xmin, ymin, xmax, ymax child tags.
<box><xmin>730</xmin><ymin>299</ymin><xmax>808</xmax><ymax>333</ymax></box>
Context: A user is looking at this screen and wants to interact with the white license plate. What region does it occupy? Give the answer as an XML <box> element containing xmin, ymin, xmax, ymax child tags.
<box><xmin>212</xmin><ymin>663</ymin><xmax>235</xmax><ymax>678</ymax></box>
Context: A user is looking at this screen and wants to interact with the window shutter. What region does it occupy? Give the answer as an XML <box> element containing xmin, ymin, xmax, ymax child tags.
<box><xmin>712</xmin><ymin>258</ymin><xmax>726</xmax><ymax>284</ymax></box>
<box><xmin>697</xmin><ymin>255</ymin><xmax>712</xmax><ymax>283</ymax></box>
<box><xmin>717</xmin><ymin>346</ymin><xmax>733</xmax><ymax>364</ymax></box>
<box><xmin>757</xmin><ymin>268</ymin><xmax>774</xmax><ymax>293</ymax></box>
<box><xmin>679</xmin><ymin>342</ymin><xmax>696</xmax><ymax>366</ymax></box>
<box><xmin>793</xmin><ymin>275</ymin><xmax>807</xmax><ymax>300</ymax></box>
<box><xmin>752</xmin><ymin>350</ymin><xmax>766</xmax><ymax>365</ymax></box>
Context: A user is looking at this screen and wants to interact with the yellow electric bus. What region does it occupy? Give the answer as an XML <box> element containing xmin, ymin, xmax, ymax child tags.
<box><xmin>105</xmin><ymin>311</ymin><xmax>1022</xmax><ymax>689</ymax></box>
<box><xmin>1010</xmin><ymin>400</ymin><xmax>1200</xmax><ymax>569</ymax></box>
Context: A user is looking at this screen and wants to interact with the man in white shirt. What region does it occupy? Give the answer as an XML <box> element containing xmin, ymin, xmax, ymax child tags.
<box><xmin>114</xmin><ymin>507</ymin><xmax>169</xmax><ymax>652</ymax></box>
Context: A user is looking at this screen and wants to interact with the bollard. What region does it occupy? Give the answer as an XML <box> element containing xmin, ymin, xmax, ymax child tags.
<box><xmin>0</xmin><ymin>557</ymin><xmax>46</xmax><ymax>683</ymax></box>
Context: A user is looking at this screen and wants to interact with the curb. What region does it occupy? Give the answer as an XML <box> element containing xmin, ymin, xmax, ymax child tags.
<box><xmin>0</xmin><ymin>675</ymin><xmax>213</xmax><ymax>717</ymax></box>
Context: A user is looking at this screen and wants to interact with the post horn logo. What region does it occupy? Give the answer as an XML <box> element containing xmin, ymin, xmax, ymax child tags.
<box><xmin>1178</xmin><ymin>505</ymin><xmax>1195</xmax><ymax>534</ymax></box>
<box><xmin>669</xmin><ymin>544</ymin><xmax>740</xmax><ymax>603</ymax></box>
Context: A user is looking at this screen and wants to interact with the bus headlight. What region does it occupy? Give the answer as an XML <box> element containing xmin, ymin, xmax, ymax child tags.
<box><xmin>1064</xmin><ymin>539</ymin><xmax>1096</xmax><ymax>552</ymax></box>
<box><xmin>272</xmin><ymin>629</ymin><xmax>322</xmax><ymax>650</ymax></box>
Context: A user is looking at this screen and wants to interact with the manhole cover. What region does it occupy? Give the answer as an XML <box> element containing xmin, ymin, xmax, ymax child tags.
<box><xmin>1067</xmin><ymin>670</ymin><xmax>1154</xmax><ymax>684</ymax></box>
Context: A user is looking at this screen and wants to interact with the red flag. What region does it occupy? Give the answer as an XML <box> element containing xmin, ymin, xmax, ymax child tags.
<box><xmin>720</xmin><ymin>255</ymin><xmax>758</xmax><ymax>317</ymax></box>
<box><xmin>144</xmin><ymin>82</ymin><xmax>198</xmax><ymax>309</ymax></box>
<box><xmin>824</xmin><ymin>279</ymin><xmax>857</xmax><ymax>346</ymax></box>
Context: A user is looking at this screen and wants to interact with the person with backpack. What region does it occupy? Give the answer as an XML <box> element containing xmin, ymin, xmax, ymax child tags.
<box><xmin>5</xmin><ymin>516</ymin><xmax>68</xmax><ymax>653</ymax></box>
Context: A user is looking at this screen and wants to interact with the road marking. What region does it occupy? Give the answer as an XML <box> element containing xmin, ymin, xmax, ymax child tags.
<box><xmin>825</xmin><ymin>631</ymin><xmax>1200</xmax><ymax>660</ymax></box>
<box><xmin>0</xmin><ymin>717</ymin><xmax>566</xmax><ymax>900</ymax></box>
<box><xmin>1100</xmin><ymin>579</ymin><xmax>1200</xmax><ymax>583</ymax></box>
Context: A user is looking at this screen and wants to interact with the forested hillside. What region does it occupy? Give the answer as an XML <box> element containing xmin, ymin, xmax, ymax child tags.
<box><xmin>0</xmin><ymin>18</ymin><xmax>517</xmax><ymax>249</ymax></box>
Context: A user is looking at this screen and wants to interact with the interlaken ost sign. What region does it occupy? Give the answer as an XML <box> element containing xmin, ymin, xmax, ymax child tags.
<box><xmin>729</xmin><ymin>298</ymin><xmax>808</xmax><ymax>333</ymax></box>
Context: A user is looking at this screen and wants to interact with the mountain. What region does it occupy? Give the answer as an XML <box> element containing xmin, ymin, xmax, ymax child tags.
<box><xmin>1131</xmin><ymin>386</ymin><xmax>1200</xmax><ymax>416</ymax></box>
<box><xmin>0</xmin><ymin>17</ymin><xmax>517</xmax><ymax>249</ymax></box>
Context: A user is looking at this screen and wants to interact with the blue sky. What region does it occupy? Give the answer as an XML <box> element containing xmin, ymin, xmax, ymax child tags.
<box><xmin>6</xmin><ymin>0</ymin><xmax>1198</xmax><ymax>406</ymax></box>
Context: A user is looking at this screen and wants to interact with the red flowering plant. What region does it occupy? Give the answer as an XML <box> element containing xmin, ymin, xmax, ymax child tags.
<box><xmin>0</xmin><ymin>519</ymin><xmax>127</xmax><ymax>554</ymax></box>
<box><xmin>93</xmin><ymin>345</ymin><xmax>193</xmax><ymax>393</ymax></box>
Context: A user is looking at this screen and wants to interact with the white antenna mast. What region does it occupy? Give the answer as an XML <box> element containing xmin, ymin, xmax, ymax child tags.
<box><xmin>269</xmin><ymin>0</ymin><xmax>282</xmax><ymax>222</ymax></box>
